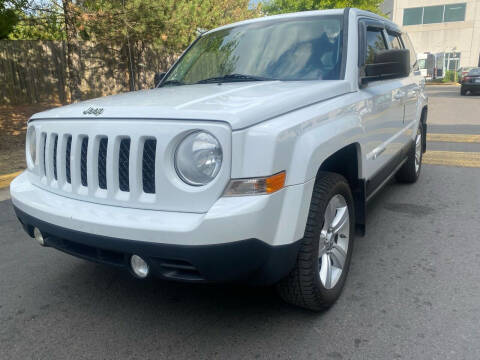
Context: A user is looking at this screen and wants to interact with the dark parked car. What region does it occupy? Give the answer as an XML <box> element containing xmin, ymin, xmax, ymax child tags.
<box><xmin>461</xmin><ymin>68</ymin><xmax>480</xmax><ymax>95</ymax></box>
<box><xmin>457</xmin><ymin>67</ymin><xmax>474</xmax><ymax>83</ymax></box>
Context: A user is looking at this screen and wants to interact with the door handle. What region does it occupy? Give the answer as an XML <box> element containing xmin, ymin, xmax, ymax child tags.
<box><xmin>372</xmin><ymin>147</ymin><xmax>386</xmax><ymax>160</ymax></box>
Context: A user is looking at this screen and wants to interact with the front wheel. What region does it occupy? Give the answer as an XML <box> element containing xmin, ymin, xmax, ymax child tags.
<box><xmin>276</xmin><ymin>172</ymin><xmax>355</xmax><ymax>311</ymax></box>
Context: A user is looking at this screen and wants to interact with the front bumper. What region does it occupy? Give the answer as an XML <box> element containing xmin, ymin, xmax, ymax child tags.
<box><xmin>11</xmin><ymin>172</ymin><xmax>314</xmax><ymax>284</ymax></box>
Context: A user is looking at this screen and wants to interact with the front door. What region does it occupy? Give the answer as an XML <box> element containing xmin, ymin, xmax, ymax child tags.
<box><xmin>359</xmin><ymin>24</ymin><xmax>405</xmax><ymax>187</ymax></box>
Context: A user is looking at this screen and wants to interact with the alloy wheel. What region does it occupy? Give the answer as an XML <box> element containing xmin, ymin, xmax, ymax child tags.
<box><xmin>318</xmin><ymin>194</ymin><xmax>350</xmax><ymax>289</ymax></box>
<box><xmin>415</xmin><ymin>127</ymin><xmax>422</xmax><ymax>173</ymax></box>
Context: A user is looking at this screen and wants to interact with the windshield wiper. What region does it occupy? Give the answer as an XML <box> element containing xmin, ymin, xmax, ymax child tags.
<box><xmin>161</xmin><ymin>79</ymin><xmax>185</xmax><ymax>87</ymax></box>
<box><xmin>196</xmin><ymin>74</ymin><xmax>276</xmax><ymax>84</ymax></box>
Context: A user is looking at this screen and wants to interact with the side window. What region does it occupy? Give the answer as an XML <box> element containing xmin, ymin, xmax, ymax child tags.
<box><xmin>365</xmin><ymin>28</ymin><xmax>387</xmax><ymax>64</ymax></box>
<box><xmin>386</xmin><ymin>32</ymin><xmax>403</xmax><ymax>49</ymax></box>
<box><xmin>401</xmin><ymin>33</ymin><xmax>418</xmax><ymax>70</ymax></box>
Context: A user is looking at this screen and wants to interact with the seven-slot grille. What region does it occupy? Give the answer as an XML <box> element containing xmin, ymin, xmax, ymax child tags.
<box><xmin>39</xmin><ymin>132</ymin><xmax>158</xmax><ymax>195</ymax></box>
<box><xmin>28</xmin><ymin>120</ymin><xmax>230</xmax><ymax>213</ymax></box>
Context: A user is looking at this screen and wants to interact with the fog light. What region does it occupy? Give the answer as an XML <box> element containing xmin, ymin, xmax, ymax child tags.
<box><xmin>130</xmin><ymin>255</ymin><xmax>149</xmax><ymax>278</ymax></box>
<box><xmin>33</xmin><ymin>227</ymin><xmax>45</xmax><ymax>246</ymax></box>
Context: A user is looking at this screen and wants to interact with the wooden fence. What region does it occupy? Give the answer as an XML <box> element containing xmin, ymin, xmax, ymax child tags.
<box><xmin>0</xmin><ymin>40</ymin><xmax>174</xmax><ymax>105</ymax></box>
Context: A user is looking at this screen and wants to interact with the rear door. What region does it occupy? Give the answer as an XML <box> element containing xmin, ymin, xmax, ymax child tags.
<box><xmin>398</xmin><ymin>32</ymin><xmax>423</xmax><ymax>130</ymax></box>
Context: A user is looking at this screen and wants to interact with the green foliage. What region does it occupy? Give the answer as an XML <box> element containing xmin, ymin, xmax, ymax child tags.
<box><xmin>0</xmin><ymin>8</ymin><xmax>18</xmax><ymax>39</ymax></box>
<box><xmin>78</xmin><ymin>0</ymin><xmax>260</xmax><ymax>54</ymax></box>
<box><xmin>0</xmin><ymin>1</ymin><xmax>26</xmax><ymax>39</ymax></box>
<box><xmin>443</xmin><ymin>70</ymin><xmax>458</xmax><ymax>83</ymax></box>
<box><xmin>2</xmin><ymin>0</ymin><xmax>66</xmax><ymax>40</ymax></box>
<box><xmin>263</xmin><ymin>0</ymin><xmax>383</xmax><ymax>15</ymax></box>
<box><xmin>8</xmin><ymin>12</ymin><xmax>65</xmax><ymax>40</ymax></box>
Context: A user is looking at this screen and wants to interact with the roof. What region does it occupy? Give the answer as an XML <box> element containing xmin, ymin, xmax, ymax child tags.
<box><xmin>204</xmin><ymin>8</ymin><xmax>401</xmax><ymax>36</ymax></box>
<box><xmin>205</xmin><ymin>8</ymin><xmax>346</xmax><ymax>35</ymax></box>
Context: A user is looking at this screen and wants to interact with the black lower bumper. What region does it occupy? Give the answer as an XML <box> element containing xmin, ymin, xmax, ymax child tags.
<box><xmin>461</xmin><ymin>84</ymin><xmax>480</xmax><ymax>92</ymax></box>
<box><xmin>14</xmin><ymin>206</ymin><xmax>300</xmax><ymax>285</ymax></box>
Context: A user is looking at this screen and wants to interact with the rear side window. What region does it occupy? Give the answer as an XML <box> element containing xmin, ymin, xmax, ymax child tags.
<box><xmin>401</xmin><ymin>33</ymin><xmax>418</xmax><ymax>70</ymax></box>
<box><xmin>365</xmin><ymin>29</ymin><xmax>387</xmax><ymax>64</ymax></box>
<box><xmin>386</xmin><ymin>32</ymin><xmax>403</xmax><ymax>49</ymax></box>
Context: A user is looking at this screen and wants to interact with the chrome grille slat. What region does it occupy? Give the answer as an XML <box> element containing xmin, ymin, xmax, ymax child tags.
<box><xmin>128</xmin><ymin>137</ymin><xmax>142</xmax><ymax>199</ymax></box>
<box><xmin>56</xmin><ymin>134</ymin><xmax>67</xmax><ymax>186</ymax></box>
<box><xmin>69</xmin><ymin>135</ymin><xmax>81</xmax><ymax>190</ymax></box>
<box><xmin>44</xmin><ymin>132</ymin><xmax>55</xmax><ymax>181</ymax></box>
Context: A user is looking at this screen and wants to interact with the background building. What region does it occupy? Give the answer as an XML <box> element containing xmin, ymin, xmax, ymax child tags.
<box><xmin>381</xmin><ymin>0</ymin><xmax>395</xmax><ymax>19</ymax></box>
<box><xmin>392</xmin><ymin>0</ymin><xmax>480</xmax><ymax>72</ymax></box>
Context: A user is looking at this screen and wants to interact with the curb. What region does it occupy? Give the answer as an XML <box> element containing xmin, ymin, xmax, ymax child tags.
<box><xmin>425</xmin><ymin>82</ymin><xmax>460</xmax><ymax>86</ymax></box>
<box><xmin>0</xmin><ymin>171</ymin><xmax>22</xmax><ymax>189</ymax></box>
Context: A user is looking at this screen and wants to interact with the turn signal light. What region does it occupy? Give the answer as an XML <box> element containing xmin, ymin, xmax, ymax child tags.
<box><xmin>223</xmin><ymin>171</ymin><xmax>286</xmax><ymax>196</ymax></box>
<box><xmin>265</xmin><ymin>172</ymin><xmax>286</xmax><ymax>193</ymax></box>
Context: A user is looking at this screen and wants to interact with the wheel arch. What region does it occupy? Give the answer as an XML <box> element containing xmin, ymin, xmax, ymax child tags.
<box><xmin>315</xmin><ymin>143</ymin><xmax>366</xmax><ymax>236</ymax></box>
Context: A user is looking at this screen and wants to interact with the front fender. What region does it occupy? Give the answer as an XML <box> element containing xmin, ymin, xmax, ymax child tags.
<box><xmin>231</xmin><ymin>95</ymin><xmax>365</xmax><ymax>186</ymax></box>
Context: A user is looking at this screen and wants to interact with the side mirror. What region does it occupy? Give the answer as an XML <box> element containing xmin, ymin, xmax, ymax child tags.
<box><xmin>361</xmin><ymin>49</ymin><xmax>410</xmax><ymax>85</ymax></box>
<box><xmin>154</xmin><ymin>72</ymin><xmax>166</xmax><ymax>87</ymax></box>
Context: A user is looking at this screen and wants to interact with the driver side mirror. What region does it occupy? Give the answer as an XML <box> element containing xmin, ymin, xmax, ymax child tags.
<box><xmin>154</xmin><ymin>72</ymin><xmax>166</xmax><ymax>87</ymax></box>
<box><xmin>361</xmin><ymin>49</ymin><xmax>410</xmax><ymax>86</ymax></box>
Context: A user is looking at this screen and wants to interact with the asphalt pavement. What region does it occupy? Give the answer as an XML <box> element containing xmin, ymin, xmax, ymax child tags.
<box><xmin>1</xmin><ymin>85</ymin><xmax>480</xmax><ymax>360</ymax></box>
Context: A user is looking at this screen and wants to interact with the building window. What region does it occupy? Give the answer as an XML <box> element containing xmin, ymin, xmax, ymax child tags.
<box><xmin>423</xmin><ymin>6</ymin><xmax>444</xmax><ymax>24</ymax></box>
<box><xmin>403</xmin><ymin>7</ymin><xmax>423</xmax><ymax>25</ymax></box>
<box><xmin>403</xmin><ymin>3</ymin><xmax>466</xmax><ymax>25</ymax></box>
<box><xmin>445</xmin><ymin>52</ymin><xmax>461</xmax><ymax>71</ymax></box>
<box><xmin>444</xmin><ymin>3</ymin><xmax>466</xmax><ymax>22</ymax></box>
<box><xmin>418</xmin><ymin>59</ymin><xmax>427</xmax><ymax>70</ymax></box>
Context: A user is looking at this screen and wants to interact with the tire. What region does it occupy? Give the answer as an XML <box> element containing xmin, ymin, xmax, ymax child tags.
<box><xmin>396</xmin><ymin>123</ymin><xmax>423</xmax><ymax>183</ymax></box>
<box><xmin>276</xmin><ymin>172</ymin><xmax>355</xmax><ymax>311</ymax></box>
<box><xmin>461</xmin><ymin>88</ymin><xmax>466</xmax><ymax>96</ymax></box>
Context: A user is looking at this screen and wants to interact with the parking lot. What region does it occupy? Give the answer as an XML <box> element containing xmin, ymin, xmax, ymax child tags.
<box><xmin>1</xmin><ymin>85</ymin><xmax>479</xmax><ymax>359</ymax></box>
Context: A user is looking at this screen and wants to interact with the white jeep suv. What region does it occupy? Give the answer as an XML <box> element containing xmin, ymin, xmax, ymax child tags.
<box><xmin>11</xmin><ymin>8</ymin><xmax>427</xmax><ymax>311</ymax></box>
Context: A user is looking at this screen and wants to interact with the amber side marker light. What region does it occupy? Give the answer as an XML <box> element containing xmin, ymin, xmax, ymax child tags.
<box><xmin>224</xmin><ymin>171</ymin><xmax>286</xmax><ymax>196</ymax></box>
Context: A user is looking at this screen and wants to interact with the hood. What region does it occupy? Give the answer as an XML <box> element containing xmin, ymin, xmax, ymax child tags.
<box><xmin>31</xmin><ymin>80</ymin><xmax>352</xmax><ymax>130</ymax></box>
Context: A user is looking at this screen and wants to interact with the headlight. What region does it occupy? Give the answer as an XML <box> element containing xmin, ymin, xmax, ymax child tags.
<box><xmin>175</xmin><ymin>131</ymin><xmax>223</xmax><ymax>186</ymax></box>
<box><xmin>27</xmin><ymin>126</ymin><xmax>36</xmax><ymax>165</ymax></box>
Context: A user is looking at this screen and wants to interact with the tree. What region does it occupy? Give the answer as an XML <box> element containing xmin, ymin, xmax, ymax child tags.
<box><xmin>7</xmin><ymin>0</ymin><xmax>65</xmax><ymax>40</ymax></box>
<box><xmin>76</xmin><ymin>0</ymin><xmax>260</xmax><ymax>90</ymax></box>
<box><xmin>2</xmin><ymin>0</ymin><xmax>261</xmax><ymax>98</ymax></box>
<box><xmin>263</xmin><ymin>0</ymin><xmax>383</xmax><ymax>15</ymax></box>
<box><xmin>0</xmin><ymin>1</ymin><xmax>26</xmax><ymax>39</ymax></box>
<box><xmin>77</xmin><ymin>0</ymin><xmax>259</xmax><ymax>53</ymax></box>
<box><xmin>62</xmin><ymin>0</ymin><xmax>82</xmax><ymax>100</ymax></box>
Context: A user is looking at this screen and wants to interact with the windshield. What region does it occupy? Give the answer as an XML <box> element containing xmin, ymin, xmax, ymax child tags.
<box><xmin>468</xmin><ymin>68</ymin><xmax>480</xmax><ymax>76</ymax></box>
<box><xmin>161</xmin><ymin>16</ymin><xmax>344</xmax><ymax>86</ymax></box>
